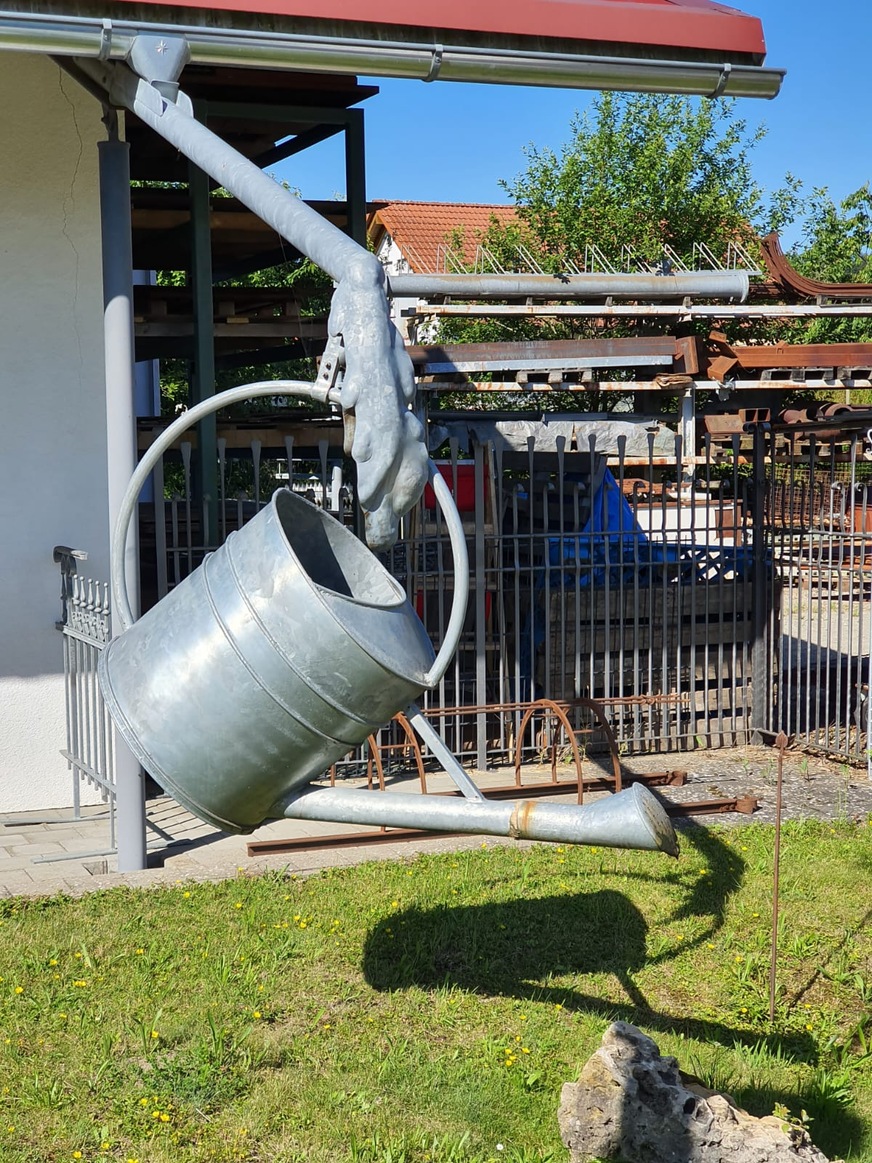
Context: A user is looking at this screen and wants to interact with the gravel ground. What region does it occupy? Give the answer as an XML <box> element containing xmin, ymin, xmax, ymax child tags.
<box><xmin>620</xmin><ymin>745</ymin><xmax>872</xmax><ymax>826</ymax></box>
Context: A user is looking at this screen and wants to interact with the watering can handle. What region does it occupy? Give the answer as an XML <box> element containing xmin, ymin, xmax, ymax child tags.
<box><xmin>423</xmin><ymin>464</ymin><xmax>470</xmax><ymax>689</ymax></box>
<box><xmin>109</xmin><ymin>381</ymin><xmax>470</xmax><ymax>690</ymax></box>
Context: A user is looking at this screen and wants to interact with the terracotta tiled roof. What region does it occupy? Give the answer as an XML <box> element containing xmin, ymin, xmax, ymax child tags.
<box><xmin>367</xmin><ymin>201</ymin><xmax>518</xmax><ymax>273</ymax></box>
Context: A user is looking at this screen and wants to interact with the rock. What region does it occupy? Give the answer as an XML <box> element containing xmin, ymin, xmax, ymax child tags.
<box><xmin>558</xmin><ymin>1021</ymin><xmax>832</xmax><ymax>1163</ymax></box>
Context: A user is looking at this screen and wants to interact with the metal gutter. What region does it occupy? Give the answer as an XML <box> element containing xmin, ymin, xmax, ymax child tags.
<box><xmin>0</xmin><ymin>11</ymin><xmax>784</xmax><ymax>96</ymax></box>
<box><xmin>389</xmin><ymin>271</ymin><xmax>750</xmax><ymax>301</ymax></box>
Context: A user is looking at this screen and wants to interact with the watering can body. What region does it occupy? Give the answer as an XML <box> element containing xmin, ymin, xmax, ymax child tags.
<box><xmin>99</xmin><ymin>489</ymin><xmax>435</xmax><ymax>833</ymax></box>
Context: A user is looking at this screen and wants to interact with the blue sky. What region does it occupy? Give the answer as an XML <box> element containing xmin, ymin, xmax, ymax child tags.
<box><xmin>275</xmin><ymin>0</ymin><xmax>870</xmax><ymax>242</ymax></box>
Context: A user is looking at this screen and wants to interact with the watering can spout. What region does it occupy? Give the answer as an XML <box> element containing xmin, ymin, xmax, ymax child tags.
<box><xmin>280</xmin><ymin>783</ymin><xmax>680</xmax><ymax>857</ymax></box>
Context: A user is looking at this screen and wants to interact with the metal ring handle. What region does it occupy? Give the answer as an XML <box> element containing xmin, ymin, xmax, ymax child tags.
<box><xmin>111</xmin><ymin>379</ymin><xmax>336</xmax><ymax>631</ymax></box>
<box><xmin>423</xmin><ymin>462</ymin><xmax>470</xmax><ymax>688</ymax></box>
<box><xmin>110</xmin><ymin>383</ymin><xmax>470</xmax><ymax>690</ymax></box>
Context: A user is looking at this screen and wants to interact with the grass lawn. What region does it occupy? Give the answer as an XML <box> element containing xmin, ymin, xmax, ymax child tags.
<box><xmin>0</xmin><ymin>818</ymin><xmax>870</xmax><ymax>1162</ymax></box>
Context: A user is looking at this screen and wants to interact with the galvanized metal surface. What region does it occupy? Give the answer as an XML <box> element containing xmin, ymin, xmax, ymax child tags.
<box><xmin>390</xmin><ymin>271</ymin><xmax>750</xmax><ymax>302</ymax></box>
<box><xmin>101</xmin><ymin>485</ymin><xmax>441</xmax><ymax>834</ymax></box>
<box><xmin>74</xmin><ymin>46</ymin><xmax>426</xmax><ymax>552</ymax></box>
<box><xmin>410</xmin><ymin>304</ymin><xmax>872</xmax><ymax>319</ymax></box>
<box><xmin>280</xmin><ymin>781</ymin><xmax>679</xmax><ymax>856</ymax></box>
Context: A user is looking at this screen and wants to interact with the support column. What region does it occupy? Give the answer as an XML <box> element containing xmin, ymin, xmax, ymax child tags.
<box><xmin>98</xmin><ymin>130</ymin><xmax>148</xmax><ymax>872</ymax></box>
<box><xmin>344</xmin><ymin>109</ymin><xmax>367</xmax><ymax>247</ymax></box>
<box><xmin>189</xmin><ymin>150</ymin><xmax>219</xmax><ymax>547</ymax></box>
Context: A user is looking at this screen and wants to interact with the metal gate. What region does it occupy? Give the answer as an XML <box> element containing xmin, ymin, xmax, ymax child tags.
<box><xmin>53</xmin><ymin>546</ymin><xmax>117</xmax><ymax>843</ymax></box>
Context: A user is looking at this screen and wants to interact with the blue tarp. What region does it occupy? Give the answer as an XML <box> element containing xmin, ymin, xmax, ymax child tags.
<box><xmin>545</xmin><ymin>468</ymin><xmax>755</xmax><ymax>587</ymax></box>
<box><xmin>545</xmin><ymin>467</ymin><xmax>685</xmax><ymax>588</ymax></box>
<box><xmin>518</xmin><ymin>469</ymin><xmax>756</xmax><ymax>686</ymax></box>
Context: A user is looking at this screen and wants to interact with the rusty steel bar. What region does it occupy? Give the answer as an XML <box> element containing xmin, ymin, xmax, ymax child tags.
<box><xmin>761</xmin><ymin>233</ymin><xmax>872</xmax><ymax>301</ymax></box>
<box><xmin>769</xmin><ymin>732</ymin><xmax>787</xmax><ymax>1023</ymax></box>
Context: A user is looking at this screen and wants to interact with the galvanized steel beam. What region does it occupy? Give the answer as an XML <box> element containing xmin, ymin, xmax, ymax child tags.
<box><xmin>390</xmin><ymin>271</ymin><xmax>750</xmax><ymax>302</ymax></box>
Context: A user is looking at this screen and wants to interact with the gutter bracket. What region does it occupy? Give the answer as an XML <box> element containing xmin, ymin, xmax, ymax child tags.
<box><xmin>708</xmin><ymin>62</ymin><xmax>732</xmax><ymax>99</ymax></box>
<box><xmin>98</xmin><ymin>19</ymin><xmax>112</xmax><ymax>61</ymax></box>
<box><xmin>424</xmin><ymin>44</ymin><xmax>443</xmax><ymax>82</ymax></box>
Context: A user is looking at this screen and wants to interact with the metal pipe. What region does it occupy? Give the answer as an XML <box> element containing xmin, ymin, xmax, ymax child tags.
<box><xmin>281</xmin><ymin>781</ymin><xmax>680</xmax><ymax>855</ymax></box>
<box><xmin>389</xmin><ymin>271</ymin><xmax>750</xmax><ymax>302</ymax></box>
<box><xmin>0</xmin><ymin>12</ymin><xmax>784</xmax><ymax>98</ymax></box>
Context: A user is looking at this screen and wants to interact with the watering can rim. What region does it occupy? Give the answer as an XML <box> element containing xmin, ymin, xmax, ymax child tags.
<box><xmin>272</xmin><ymin>487</ymin><xmax>409</xmax><ymax>613</ymax></box>
<box><xmin>265</xmin><ymin>487</ymin><xmax>436</xmax><ymax>687</ymax></box>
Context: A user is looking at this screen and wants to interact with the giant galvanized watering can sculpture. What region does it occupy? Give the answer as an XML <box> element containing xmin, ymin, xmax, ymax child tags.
<box><xmin>87</xmin><ymin>35</ymin><xmax>677</xmax><ymax>856</ymax></box>
<box><xmin>99</xmin><ymin>377</ymin><xmax>678</xmax><ymax>857</ymax></box>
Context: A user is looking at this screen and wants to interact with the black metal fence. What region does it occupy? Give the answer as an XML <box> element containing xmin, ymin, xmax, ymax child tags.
<box><xmin>758</xmin><ymin>424</ymin><xmax>872</xmax><ymax>763</ymax></box>
<box><xmin>55</xmin><ymin>412</ymin><xmax>872</xmax><ymax>857</ymax></box>
<box><xmin>136</xmin><ymin>419</ymin><xmax>780</xmax><ymax>766</ymax></box>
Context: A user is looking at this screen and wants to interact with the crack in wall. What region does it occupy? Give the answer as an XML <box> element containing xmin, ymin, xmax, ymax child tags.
<box><xmin>57</xmin><ymin>67</ymin><xmax>85</xmax><ymax>383</ymax></box>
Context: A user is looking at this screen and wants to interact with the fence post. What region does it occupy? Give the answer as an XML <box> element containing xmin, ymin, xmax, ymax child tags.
<box><xmin>750</xmin><ymin>422</ymin><xmax>770</xmax><ymax>743</ymax></box>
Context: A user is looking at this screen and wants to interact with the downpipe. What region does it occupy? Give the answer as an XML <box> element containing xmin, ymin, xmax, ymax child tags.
<box><xmin>280</xmin><ymin>782</ymin><xmax>680</xmax><ymax>857</ymax></box>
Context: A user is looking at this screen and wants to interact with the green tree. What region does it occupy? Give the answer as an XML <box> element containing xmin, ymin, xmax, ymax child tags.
<box><xmin>495</xmin><ymin>92</ymin><xmax>767</xmax><ymax>271</ymax></box>
<box><xmin>434</xmin><ymin>93</ymin><xmax>780</xmax><ymax>411</ymax></box>
<box><xmin>783</xmin><ymin>183</ymin><xmax>872</xmax><ymax>344</ymax></box>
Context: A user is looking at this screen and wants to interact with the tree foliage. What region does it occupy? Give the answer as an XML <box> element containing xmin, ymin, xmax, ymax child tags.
<box><xmin>783</xmin><ymin>184</ymin><xmax>872</xmax><ymax>344</ymax></box>
<box><xmin>434</xmin><ymin>94</ymin><xmax>872</xmax><ymax>412</ymax></box>
<box><xmin>495</xmin><ymin>92</ymin><xmax>767</xmax><ymax>270</ymax></box>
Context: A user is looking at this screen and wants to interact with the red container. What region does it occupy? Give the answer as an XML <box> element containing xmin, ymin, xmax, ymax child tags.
<box><xmin>423</xmin><ymin>461</ymin><xmax>476</xmax><ymax>512</ymax></box>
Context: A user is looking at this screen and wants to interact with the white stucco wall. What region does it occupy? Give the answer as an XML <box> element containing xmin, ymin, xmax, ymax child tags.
<box><xmin>375</xmin><ymin>233</ymin><xmax>419</xmax><ymax>341</ymax></box>
<box><xmin>0</xmin><ymin>54</ymin><xmax>109</xmax><ymax>812</ymax></box>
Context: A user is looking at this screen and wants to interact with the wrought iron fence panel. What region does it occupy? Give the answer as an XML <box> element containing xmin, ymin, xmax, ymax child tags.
<box><xmin>53</xmin><ymin>548</ymin><xmax>116</xmax><ymax>843</ymax></box>
<box><xmin>761</xmin><ymin>426</ymin><xmax>871</xmax><ymax>762</ymax></box>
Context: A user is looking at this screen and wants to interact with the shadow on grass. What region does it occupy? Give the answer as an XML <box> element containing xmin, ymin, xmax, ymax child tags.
<box><xmin>362</xmin><ymin>823</ymin><xmax>866</xmax><ymax>1159</ymax></box>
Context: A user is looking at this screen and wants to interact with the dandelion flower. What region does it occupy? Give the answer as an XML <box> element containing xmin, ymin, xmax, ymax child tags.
<box><xmin>13</xmin><ymin>986</ymin><xmax>23</xmax><ymax>995</ymax></box>
<box><xmin>253</xmin><ymin>1011</ymin><xmax>262</xmax><ymax>1020</ymax></box>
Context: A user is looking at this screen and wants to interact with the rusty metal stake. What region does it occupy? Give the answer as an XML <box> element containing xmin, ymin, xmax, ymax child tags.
<box><xmin>769</xmin><ymin>731</ymin><xmax>788</xmax><ymax>1024</ymax></box>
